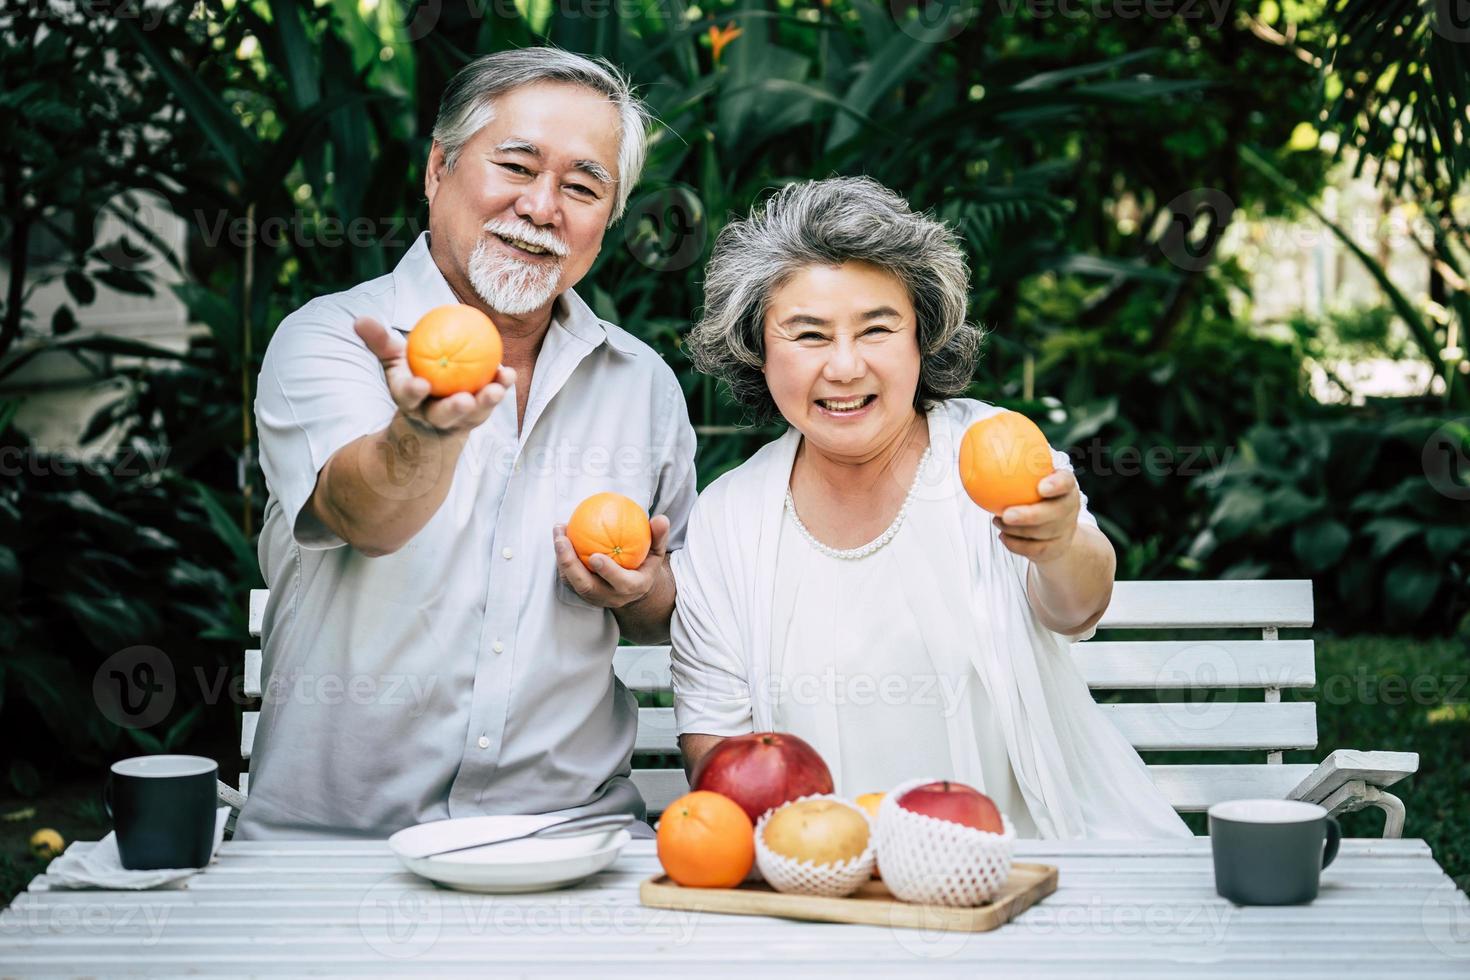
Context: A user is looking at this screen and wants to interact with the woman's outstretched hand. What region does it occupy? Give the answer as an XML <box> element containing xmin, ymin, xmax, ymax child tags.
<box><xmin>991</xmin><ymin>470</ymin><xmax>1080</xmax><ymax>564</ymax></box>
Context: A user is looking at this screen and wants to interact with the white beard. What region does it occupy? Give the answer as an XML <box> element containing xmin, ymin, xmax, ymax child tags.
<box><xmin>466</xmin><ymin>236</ymin><xmax>563</xmax><ymax>316</ymax></box>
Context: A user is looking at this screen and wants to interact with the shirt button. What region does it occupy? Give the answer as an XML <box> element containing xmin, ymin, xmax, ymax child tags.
<box><xmin>477</xmin><ymin>735</ymin><xmax>490</xmax><ymax>750</ymax></box>
<box><xmin>493</xmin><ymin>640</ymin><xmax>505</xmax><ymax>653</ymax></box>
<box><xmin>501</xmin><ymin>547</ymin><xmax>514</xmax><ymax>560</ymax></box>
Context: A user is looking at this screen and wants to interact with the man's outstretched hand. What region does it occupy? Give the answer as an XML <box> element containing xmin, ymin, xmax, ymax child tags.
<box><xmin>355</xmin><ymin>316</ymin><xmax>516</xmax><ymax>434</ymax></box>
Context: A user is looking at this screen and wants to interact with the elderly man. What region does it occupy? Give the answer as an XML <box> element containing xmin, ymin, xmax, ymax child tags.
<box><xmin>238</xmin><ymin>49</ymin><xmax>696</xmax><ymax>839</ymax></box>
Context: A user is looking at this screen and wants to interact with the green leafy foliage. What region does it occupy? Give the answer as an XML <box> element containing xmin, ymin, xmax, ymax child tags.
<box><xmin>1191</xmin><ymin>410</ymin><xmax>1470</xmax><ymax>632</ymax></box>
<box><xmin>0</xmin><ymin>407</ymin><xmax>255</xmax><ymax>791</ymax></box>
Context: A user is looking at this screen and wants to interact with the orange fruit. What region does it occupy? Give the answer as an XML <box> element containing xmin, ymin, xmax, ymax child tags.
<box><xmin>657</xmin><ymin>790</ymin><xmax>755</xmax><ymax>888</ymax></box>
<box><xmin>405</xmin><ymin>304</ymin><xmax>504</xmax><ymax>397</ymax></box>
<box><xmin>29</xmin><ymin>828</ymin><xmax>64</xmax><ymax>860</ymax></box>
<box><xmin>958</xmin><ymin>410</ymin><xmax>1055</xmax><ymax>515</ymax></box>
<box><xmin>566</xmin><ymin>492</ymin><xmax>652</xmax><ymax>570</ymax></box>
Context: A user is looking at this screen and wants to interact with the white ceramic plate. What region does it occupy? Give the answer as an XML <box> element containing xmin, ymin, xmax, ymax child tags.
<box><xmin>388</xmin><ymin>815</ymin><xmax>631</xmax><ymax>893</ymax></box>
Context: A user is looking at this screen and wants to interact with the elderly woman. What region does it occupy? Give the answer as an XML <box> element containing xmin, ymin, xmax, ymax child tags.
<box><xmin>671</xmin><ymin>177</ymin><xmax>1189</xmax><ymax>839</ymax></box>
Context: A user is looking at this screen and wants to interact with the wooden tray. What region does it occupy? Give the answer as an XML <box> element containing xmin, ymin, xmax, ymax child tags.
<box><xmin>639</xmin><ymin>862</ymin><xmax>1057</xmax><ymax>932</ymax></box>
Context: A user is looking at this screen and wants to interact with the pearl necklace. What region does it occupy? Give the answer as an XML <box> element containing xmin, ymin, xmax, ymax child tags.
<box><xmin>784</xmin><ymin>447</ymin><xmax>933</xmax><ymax>560</ymax></box>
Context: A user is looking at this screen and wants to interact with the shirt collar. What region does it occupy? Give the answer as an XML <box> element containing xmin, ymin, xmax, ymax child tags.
<box><xmin>391</xmin><ymin>232</ymin><xmax>638</xmax><ymax>357</ymax></box>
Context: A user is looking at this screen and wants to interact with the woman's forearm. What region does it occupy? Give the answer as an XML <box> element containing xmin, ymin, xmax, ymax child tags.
<box><xmin>1026</xmin><ymin>524</ymin><xmax>1116</xmax><ymax>634</ymax></box>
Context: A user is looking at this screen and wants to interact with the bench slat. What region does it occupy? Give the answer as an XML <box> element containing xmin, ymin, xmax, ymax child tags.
<box><xmin>632</xmin><ymin>768</ymin><xmax>688</xmax><ymax>814</ymax></box>
<box><xmin>632</xmin><ymin>702</ymin><xmax>1317</xmax><ymax>755</ymax></box>
<box><xmin>221</xmin><ymin>762</ymin><xmax>1332</xmax><ymax>816</ymax></box>
<box><xmin>616</xmin><ymin>640</ymin><xmax>1317</xmax><ymax>693</ymax></box>
<box><xmin>1077</xmin><ymin>640</ymin><xmax>1315</xmax><ymax>688</ymax></box>
<box><xmin>241</xmin><ymin>711</ymin><xmax>258</xmax><ymax>761</ymax></box>
<box><xmin>1287</xmin><ymin>749</ymin><xmax>1420</xmax><ymax>801</ymax></box>
<box><xmin>1147</xmin><ymin>763</ymin><xmax>1315</xmax><ymax>810</ymax></box>
<box><xmin>1096</xmin><ymin>580</ymin><xmax>1313</xmax><ymax>628</ymax></box>
<box><xmin>631</xmin><ymin>764</ymin><xmax>1319</xmax><ymax>816</ymax></box>
<box><xmin>613</xmin><ymin>647</ymin><xmax>674</xmax><ymax>692</ymax></box>
<box><xmin>248</xmin><ymin>590</ymin><xmax>267</xmax><ymax>638</ymax></box>
<box><xmin>244</xmin><ymin>650</ymin><xmax>262</xmax><ymax>699</ymax></box>
<box><xmin>249</xmin><ymin>580</ymin><xmax>1316</xmax><ymax>639</ymax></box>
<box><xmin>240</xmin><ymin>639</ymin><xmax>1322</xmax><ymax>708</ymax></box>
<box><xmin>234</xmin><ymin>705</ymin><xmax>1319</xmax><ymax>760</ymax></box>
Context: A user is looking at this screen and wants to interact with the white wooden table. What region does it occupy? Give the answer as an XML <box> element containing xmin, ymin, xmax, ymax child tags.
<box><xmin>2</xmin><ymin>838</ymin><xmax>1466</xmax><ymax>977</ymax></box>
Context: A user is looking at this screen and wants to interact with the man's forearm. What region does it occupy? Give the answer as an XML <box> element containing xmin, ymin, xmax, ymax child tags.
<box><xmin>1026</xmin><ymin>524</ymin><xmax>1116</xmax><ymax>634</ymax></box>
<box><xmin>611</xmin><ymin>556</ymin><xmax>676</xmax><ymax>644</ymax></box>
<box><xmin>312</xmin><ymin>413</ymin><xmax>467</xmax><ymax>556</ymax></box>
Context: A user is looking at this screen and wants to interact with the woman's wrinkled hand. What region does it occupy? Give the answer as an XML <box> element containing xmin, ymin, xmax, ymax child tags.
<box><xmin>992</xmin><ymin>470</ymin><xmax>1080</xmax><ymax>564</ymax></box>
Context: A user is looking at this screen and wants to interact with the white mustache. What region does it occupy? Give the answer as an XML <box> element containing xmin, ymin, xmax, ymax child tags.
<box><xmin>483</xmin><ymin>220</ymin><xmax>568</xmax><ymax>258</ymax></box>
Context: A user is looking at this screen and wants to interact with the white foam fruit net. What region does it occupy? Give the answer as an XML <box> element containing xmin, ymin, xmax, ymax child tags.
<box><xmin>875</xmin><ymin>777</ymin><xmax>1016</xmax><ymax>907</ymax></box>
<box><xmin>753</xmin><ymin>793</ymin><xmax>876</xmax><ymax>898</ymax></box>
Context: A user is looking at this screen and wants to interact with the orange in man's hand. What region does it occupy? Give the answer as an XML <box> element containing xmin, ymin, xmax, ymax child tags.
<box><xmin>657</xmin><ymin>790</ymin><xmax>755</xmax><ymax>888</ymax></box>
<box><xmin>405</xmin><ymin>304</ymin><xmax>504</xmax><ymax>397</ymax></box>
<box><xmin>958</xmin><ymin>410</ymin><xmax>1055</xmax><ymax>515</ymax></box>
<box><xmin>566</xmin><ymin>492</ymin><xmax>652</xmax><ymax>570</ymax></box>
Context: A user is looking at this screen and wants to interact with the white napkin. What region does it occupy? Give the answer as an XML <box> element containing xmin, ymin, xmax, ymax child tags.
<box><xmin>42</xmin><ymin>807</ymin><xmax>230</xmax><ymax>890</ymax></box>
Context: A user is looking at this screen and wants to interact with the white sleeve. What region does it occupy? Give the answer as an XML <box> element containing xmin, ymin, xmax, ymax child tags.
<box><xmin>1051</xmin><ymin>446</ymin><xmax>1098</xmax><ymax>529</ymax></box>
<box><xmin>651</xmin><ymin>374</ymin><xmax>699</xmax><ymax>551</ymax></box>
<box><xmin>1037</xmin><ymin>444</ymin><xmax>1103</xmax><ymax>641</ymax></box>
<box><xmin>254</xmin><ymin>300</ymin><xmax>397</xmax><ymax>550</ymax></box>
<box><xmin>669</xmin><ymin>499</ymin><xmax>754</xmax><ymax>737</ymax></box>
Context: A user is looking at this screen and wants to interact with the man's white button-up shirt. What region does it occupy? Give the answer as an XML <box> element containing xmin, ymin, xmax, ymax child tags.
<box><xmin>237</xmin><ymin>233</ymin><xmax>697</xmax><ymax>839</ymax></box>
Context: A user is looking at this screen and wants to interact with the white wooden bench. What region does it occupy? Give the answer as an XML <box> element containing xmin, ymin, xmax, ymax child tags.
<box><xmin>220</xmin><ymin>580</ymin><xmax>1418</xmax><ymax>836</ymax></box>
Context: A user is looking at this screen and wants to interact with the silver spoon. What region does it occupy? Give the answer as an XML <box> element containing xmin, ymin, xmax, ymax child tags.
<box><xmin>408</xmin><ymin>813</ymin><xmax>635</xmax><ymax>860</ymax></box>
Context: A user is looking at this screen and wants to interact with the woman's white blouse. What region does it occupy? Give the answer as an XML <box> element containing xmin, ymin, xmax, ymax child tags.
<box><xmin>670</xmin><ymin>398</ymin><xmax>1193</xmax><ymax>840</ymax></box>
<box><xmin>771</xmin><ymin>478</ymin><xmax>1040</xmax><ymax>836</ymax></box>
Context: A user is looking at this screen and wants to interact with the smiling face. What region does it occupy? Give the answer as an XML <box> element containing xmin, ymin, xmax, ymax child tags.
<box><xmin>761</xmin><ymin>261</ymin><xmax>923</xmax><ymax>463</ymax></box>
<box><xmin>425</xmin><ymin>81</ymin><xmax>621</xmax><ymax>321</ymax></box>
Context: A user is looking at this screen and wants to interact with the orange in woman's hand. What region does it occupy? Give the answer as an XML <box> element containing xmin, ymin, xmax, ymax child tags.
<box><xmin>566</xmin><ymin>492</ymin><xmax>652</xmax><ymax>570</ymax></box>
<box><xmin>405</xmin><ymin>304</ymin><xmax>504</xmax><ymax>397</ymax></box>
<box><xmin>657</xmin><ymin>790</ymin><xmax>755</xmax><ymax>888</ymax></box>
<box><xmin>958</xmin><ymin>410</ymin><xmax>1055</xmax><ymax>515</ymax></box>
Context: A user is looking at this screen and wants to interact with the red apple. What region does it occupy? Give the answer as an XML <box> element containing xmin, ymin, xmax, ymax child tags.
<box><xmin>897</xmin><ymin>781</ymin><xmax>1004</xmax><ymax>833</ymax></box>
<box><xmin>691</xmin><ymin>732</ymin><xmax>834</xmax><ymax>823</ymax></box>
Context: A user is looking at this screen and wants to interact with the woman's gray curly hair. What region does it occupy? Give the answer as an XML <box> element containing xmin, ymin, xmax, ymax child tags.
<box><xmin>687</xmin><ymin>176</ymin><xmax>983</xmax><ymax>424</ymax></box>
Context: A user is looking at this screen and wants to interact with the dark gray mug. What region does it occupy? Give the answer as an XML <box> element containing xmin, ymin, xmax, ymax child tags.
<box><xmin>1208</xmin><ymin>799</ymin><xmax>1341</xmax><ymax>905</ymax></box>
<box><xmin>105</xmin><ymin>755</ymin><xmax>218</xmax><ymax>870</ymax></box>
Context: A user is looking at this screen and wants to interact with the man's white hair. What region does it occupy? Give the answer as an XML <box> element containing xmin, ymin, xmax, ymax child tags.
<box><xmin>431</xmin><ymin>47</ymin><xmax>651</xmax><ymax>222</ymax></box>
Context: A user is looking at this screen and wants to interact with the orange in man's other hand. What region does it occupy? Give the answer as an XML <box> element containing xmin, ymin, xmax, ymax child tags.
<box><xmin>405</xmin><ymin>304</ymin><xmax>504</xmax><ymax>397</ymax></box>
<box><xmin>958</xmin><ymin>410</ymin><xmax>1055</xmax><ymax>515</ymax></box>
<box><xmin>657</xmin><ymin>790</ymin><xmax>755</xmax><ymax>888</ymax></box>
<box><xmin>566</xmin><ymin>492</ymin><xmax>652</xmax><ymax>570</ymax></box>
